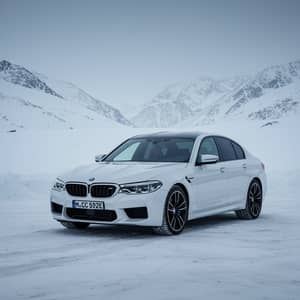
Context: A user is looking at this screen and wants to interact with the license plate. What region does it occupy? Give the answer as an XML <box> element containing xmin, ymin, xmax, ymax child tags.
<box><xmin>72</xmin><ymin>200</ymin><xmax>105</xmax><ymax>210</ymax></box>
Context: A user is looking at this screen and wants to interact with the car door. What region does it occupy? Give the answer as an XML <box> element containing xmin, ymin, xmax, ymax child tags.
<box><xmin>230</xmin><ymin>140</ymin><xmax>249</xmax><ymax>205</ymax></box>
<box><xmin>190</xmin><ymin>136</ymin><xmax>226</xmax><ymax>214</ymax></box>
<box><xmin>213</xmin><ymin>136</ymin><xmax>248</xmax><ymax>207</ymax></box>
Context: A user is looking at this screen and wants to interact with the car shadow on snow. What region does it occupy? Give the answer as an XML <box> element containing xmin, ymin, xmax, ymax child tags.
<box><xmin>186</xmin><ymin>212</ymin><xmax>238</xmax><ymax>230</ymax></box>
<box><xmin>50</xmin><ymin>212</ymin><xmax>269</xmax><ymax>238</ymax></box>
<box><xmin>52</xmin><ymin>223</ymin><xmax>156</xmax><ymax>239</ymax></box>
<box><xmin>185</xmin><ymin>212</ymin><xmax>273</xmax><ymax>234</ymax></box>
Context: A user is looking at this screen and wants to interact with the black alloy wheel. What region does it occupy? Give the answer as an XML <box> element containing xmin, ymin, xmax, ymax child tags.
<box><xmin>154</xmin><ymin>185</ymin><xmax>188</xmax><ymax>235</ymax></box>
<box><xmin>236</xmin><ymin>179</ymin><xmax>263</xmax><ymax>219</ymax></box>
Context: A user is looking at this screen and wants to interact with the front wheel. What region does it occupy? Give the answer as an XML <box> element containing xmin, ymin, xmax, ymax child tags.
<box><xmin>235</xmin><ymin>179</ymin><xmax>263</xmax><ymax>220</ymax></box>
<box><xmin>153</xmin><ymin>185</ymin><xmax>188</xmax><ymax>235</ymax></box>
<box><xmin>59</xmin><ymin>221</ymin><xmax>90</xmax><ymax>229</ymax></box>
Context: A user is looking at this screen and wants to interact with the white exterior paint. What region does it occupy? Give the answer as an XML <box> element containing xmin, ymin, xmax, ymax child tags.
<box><xmin>50</xmin><ymin>132</ymin><xmax>267</xmax><ymax>228</ymax></box>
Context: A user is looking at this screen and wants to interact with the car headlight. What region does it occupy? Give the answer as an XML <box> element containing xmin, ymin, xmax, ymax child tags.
<box><xmin>52</xmin><ymin>178</ymin><xmax>65</xmax><ymax>192</ymax></box>
<box><xmin>119</xmin><ymin>180</ymin><xmax>162</xmax><ymax>194</ymax></box>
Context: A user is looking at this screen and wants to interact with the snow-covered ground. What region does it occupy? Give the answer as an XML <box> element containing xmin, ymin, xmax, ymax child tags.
<box><xmin>0</xmin><ymin>171</ymin><xmax>299</xmax><ymax>299</ymax></box>
<box><xmin>0</xmin><ymin>117</ymin><xmax>300</xmax><ymax>299</ymax></box>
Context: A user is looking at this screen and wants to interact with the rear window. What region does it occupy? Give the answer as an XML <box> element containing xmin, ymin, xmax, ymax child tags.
<box><xmin>214</xmin><ymin>137</ymin><xmax>236</xmax><ymax>161</ymax></box>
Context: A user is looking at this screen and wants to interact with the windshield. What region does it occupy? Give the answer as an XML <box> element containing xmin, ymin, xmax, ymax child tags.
<box><xmin>104</xmin><ymin>137</ymin><xmax>195</xmax><ymax>163</ymax></box>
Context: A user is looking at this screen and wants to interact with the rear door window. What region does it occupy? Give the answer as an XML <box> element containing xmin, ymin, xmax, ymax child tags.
<box><xmin>214</xmin><ymin>137</ymin><xmax>236</xmax><ymax>161</ymax></box>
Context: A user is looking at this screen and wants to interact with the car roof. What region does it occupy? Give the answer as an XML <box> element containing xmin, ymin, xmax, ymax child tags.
<box><xmin>131</xmin><ymin>131</ymin><xmax>207</xmax><ymax>139</ymax></box>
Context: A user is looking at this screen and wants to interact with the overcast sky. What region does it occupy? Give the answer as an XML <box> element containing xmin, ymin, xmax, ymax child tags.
<box><xmin>1</xmin><ymin>0</ymin><xmax>300</xmax><ymax>111</ymax></box>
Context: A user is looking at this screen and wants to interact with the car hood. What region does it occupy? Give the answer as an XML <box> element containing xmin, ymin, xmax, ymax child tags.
<box><xmin>59</xmin><ymin>162</ymin><xmax>188</xmax><ymax>184</ymax></box>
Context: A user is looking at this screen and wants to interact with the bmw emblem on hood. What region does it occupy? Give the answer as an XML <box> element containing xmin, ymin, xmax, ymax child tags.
<box><xmin>89</xmin><ymin>177</ymin><xmax>95</xmax><ymax>182</ymax></box>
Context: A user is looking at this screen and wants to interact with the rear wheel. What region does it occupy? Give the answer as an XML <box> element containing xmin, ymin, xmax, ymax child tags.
<box><xmin>235</xmin><ymin>179</ymin><xmax>263</xmax><ymax>219</ymax></box>
<box><xmin>59</xmin><ymin>221</ymin><xmax>90</xmax><ymax>229</ymax></box>
<box><xmin>154</xmin><ymin>185</ymin><xmax>188</xmax><ymax>235</ymax></box>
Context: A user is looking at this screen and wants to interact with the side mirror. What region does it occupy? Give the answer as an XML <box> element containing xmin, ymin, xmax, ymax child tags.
<box><xmin>196</xmin><ymin>154</ymin><xmax>219</xmax><ymax>165</ymax></box>
<box><xmin>95</xmin><ymin>154</ymin><xmax>107</xmax><ymax>162</ymax></box>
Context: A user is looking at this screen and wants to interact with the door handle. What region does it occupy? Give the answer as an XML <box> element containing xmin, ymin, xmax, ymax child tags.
<box><xmin>242</xmin><ymin>163</ymin><xmax>247</xmax><ymax>169</ymax></box>
<box><xmin>220</xmin><ymin>167</ymin><xmax>225</xmax><ymax>173</ymax></box>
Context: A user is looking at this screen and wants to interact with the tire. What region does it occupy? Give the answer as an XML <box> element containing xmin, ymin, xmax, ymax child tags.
<box><xmin>153</xmin><ymin>185</ymin><xmax>188</xmax><ymax>235</ymax></box>
<box><xmin>235</xmin><ymin>179</ymin><xmax>263</xmax><ymax>220</ymax></box>
<box><xmin>59</xmin><ymin>221</ymin><xmax>90</xmax><ymax>229</ymax></box>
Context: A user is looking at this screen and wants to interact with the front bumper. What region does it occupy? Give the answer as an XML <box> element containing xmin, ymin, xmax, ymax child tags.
<box><xmin>50</xmin><ymin>187</ymin><xmax>168</xmax><ymax>227</ymax></box>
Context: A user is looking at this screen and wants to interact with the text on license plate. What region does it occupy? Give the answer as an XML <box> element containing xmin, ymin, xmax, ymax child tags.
<box><xmin>72</xmin><ymin>200</ymin><xmax>105</xmax><ymax>210</ymax></box>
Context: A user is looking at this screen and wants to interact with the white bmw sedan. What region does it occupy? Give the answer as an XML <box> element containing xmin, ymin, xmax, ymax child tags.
<box><xmin>50</xmin><ymin>132</ymin><xmax>267</xmax><ymax>235</ymax></box>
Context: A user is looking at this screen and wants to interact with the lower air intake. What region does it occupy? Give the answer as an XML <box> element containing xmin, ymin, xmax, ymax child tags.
<box><xmin>51</xmin><ymin>202</ymin><xmax>63</xmax><ymax>214</ymax></box>
<box><xmin>124</xmin><ymin>207</ymin><xmax>148</xmax><ymax>219</ymax></box>
<box><xmin>66</xmin><ymin>208</ymin><xmax>117</xmax><ymax>222</ymax></box>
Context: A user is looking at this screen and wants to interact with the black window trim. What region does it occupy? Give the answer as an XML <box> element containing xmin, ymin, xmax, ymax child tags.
<box><xmin>230</xmin><ymin>139</ymin><xmax>246</xmax><ymax>160</ymax></box>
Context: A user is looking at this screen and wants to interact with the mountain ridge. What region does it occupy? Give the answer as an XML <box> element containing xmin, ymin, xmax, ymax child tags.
<box><xmin>0</xmin><ymin>60</ymin><xmax>63</xmax><ymax>99</ymax></box>
<box><xmin>1</xmin><ymin>59</ymin><xmax>299</xmax><ymax>130</ymax></box>
<box><xmin>0</xmin><ymin>60</ymin><xmax>131</xmax><ymax>128</ymax></box>
<box><xmin>131</xmin><ymin>59</ymin><xmax>300</xmax><ymax>127</ymax></box>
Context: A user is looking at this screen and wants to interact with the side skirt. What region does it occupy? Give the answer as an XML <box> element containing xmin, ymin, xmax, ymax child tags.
<box><xmin>188</xmin><ymin>202</ymin><xmax>244</xmax><ymax>221</ymax></box>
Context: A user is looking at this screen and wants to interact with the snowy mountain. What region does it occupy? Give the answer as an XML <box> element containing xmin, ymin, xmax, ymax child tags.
<box><xmin>131</xmin><ymin>60</ymin><xmax>300</xmax><ymax>127</ymax></box>
<box><xmin>0</xmin><ymin>60</ymin><xmax>131</xmax><ymax>130</ymax></box>
<box><xmin>225</xmin><ymin>60</ymin><xmax>300</xmax><ymax>116</ymax></box>
<box><xmin>131</xmin><ymin>78</ymin><xmax>246</xmax><ymax>127</ymax></box>
<box><xmin>2</xmin><ymin>59</ymin><xmax>299</xmax><ymax>131</ymax></box>
<box><xmin>34</xmin><ymin>72</ymin><xmax>131</xmax><ymax>126</ymax></box>
<box><xmin>0</xmin><ymin>60</ymin><xmax>63</xmax><ymax>99</ymax></box>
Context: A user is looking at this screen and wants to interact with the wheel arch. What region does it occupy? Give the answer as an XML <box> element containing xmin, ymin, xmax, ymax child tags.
<box><xmin>252</xmin><ymin>177</ymin><xmax>263</xmax><ymax>192</ymax></box>
<box><xmin>173</xmin><ymin>182</ymin><xmax>190</xmax><ymax>207</ymax></box>
<box><xmin>159</xmin><ymin>182</ymin><xmax>189</xmax><ymax>234</ymax></box>
<box><xmin>161</xmin><ymin>181</ymin><xmax>191</xmax><ymax>227</ymax></box>
<box><xmin>249</xmin><ymin>177</ymin><xmax>264</xmax><ymax>203</ymax></box>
